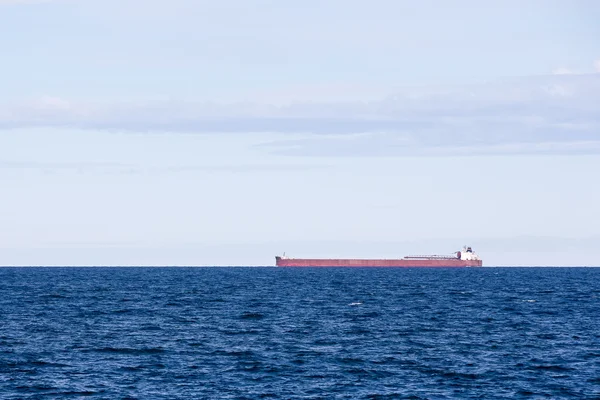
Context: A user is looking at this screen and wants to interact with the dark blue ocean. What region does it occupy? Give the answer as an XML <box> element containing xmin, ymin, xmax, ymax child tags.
<box><xmin>1</xmin><ymin>267</ymin><xmax>599</xmax><ymax>399</ymax></box>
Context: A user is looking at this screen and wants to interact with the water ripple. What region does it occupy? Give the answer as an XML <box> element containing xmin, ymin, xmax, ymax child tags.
<box><xmin>0</xmin><ymin>267</ymin><xmax>599</xmax><ymax>399</ymax></box>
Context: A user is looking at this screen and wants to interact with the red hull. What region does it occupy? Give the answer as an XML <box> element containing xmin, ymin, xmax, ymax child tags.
<box><xmin>275</xmin><ymin>257</ymin><xmax>482</xmax><ymax>268</ymax></box>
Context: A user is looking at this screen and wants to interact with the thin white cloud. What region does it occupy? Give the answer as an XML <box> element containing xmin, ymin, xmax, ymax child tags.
<box><xmin>260</xmin><ymin>136</ymin><xmax>600</xmax><ymax>158</ymax></box>
<box><xmin>35</xmin><ymin>96</ymin><xmax>71</xmax><ymax>111</ymax></box>
<box><xmin>552</xmin><ymin>58</ymin><xmax>600</xmax><ymax>75</ymax></box>
<box><xmin>0</xmin><ymin>0</ymin><xmax>54</xmax><ymax>4</ymax></box>
<box><xmin>1</xmin><ymin>73</ymin><xmax>599</xmax><ymax>156</ymax></box>
<box><xmin>552</xmin><ymin>67</ymin><xmax>578</xmax><ymax>75</ymax></box>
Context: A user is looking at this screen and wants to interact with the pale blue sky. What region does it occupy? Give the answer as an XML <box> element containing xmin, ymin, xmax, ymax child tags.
<box><xmin>1</xmin><ymin>0</ymin><xmax>599</xmax><ymax>266</ymax></box>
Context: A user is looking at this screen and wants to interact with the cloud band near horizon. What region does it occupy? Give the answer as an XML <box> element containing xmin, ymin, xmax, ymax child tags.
<box><xmin>2</xmin><ymin>73</ymin><xmax>599</xmax><ymax>156</ymax></box>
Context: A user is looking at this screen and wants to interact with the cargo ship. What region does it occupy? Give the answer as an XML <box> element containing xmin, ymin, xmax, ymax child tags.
<box><xmin>275</xmin><ymin>246</ymin><xmax>482</xmax><ymax>267</ymax></box>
